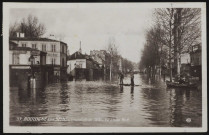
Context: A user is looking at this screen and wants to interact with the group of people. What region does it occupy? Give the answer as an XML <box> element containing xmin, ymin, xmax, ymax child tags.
<box><xmin>118</xmin><ymin>72</ymin><xmax>134</xmax><ymax>86</ymax></box>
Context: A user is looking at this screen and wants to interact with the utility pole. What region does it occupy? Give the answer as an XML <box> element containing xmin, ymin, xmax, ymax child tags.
<box><xmin>110</xmin><ymin>48</ymin><xmax>112</xmax><ymax>81</ymax></box>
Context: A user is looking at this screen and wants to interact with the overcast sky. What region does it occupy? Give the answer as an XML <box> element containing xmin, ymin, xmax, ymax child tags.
<box><xmin>10</xmin><ymin>5</ymin><xmax>154</xmax><ymax>63</ymax></box>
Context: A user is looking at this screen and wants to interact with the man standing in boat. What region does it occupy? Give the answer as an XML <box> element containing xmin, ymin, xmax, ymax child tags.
<box><xmin>130</xmin><ymin>72</ymin><xmax>134</xmax><ymax>86</ymax></box>
<box><xmin>118</xmin><ymin>72</ymin><xmax>124</xmax><ymax>85</ymax></box>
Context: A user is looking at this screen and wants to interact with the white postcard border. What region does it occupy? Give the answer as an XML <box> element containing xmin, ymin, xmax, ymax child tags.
<box><xmin>3</xmin><ymin>2</ymin><xmax>207</xmax><ymax>133</ymax></box>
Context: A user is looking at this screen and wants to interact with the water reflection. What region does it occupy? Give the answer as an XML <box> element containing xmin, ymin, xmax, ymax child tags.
<box><xmin>120</xmin><ymin>86</ymin><xmax>123</xmax><ymax>93</ymax></box>
<box><xmin>10</xmin><ymin>74</ymin><xmax>202</xmax><ymax>127</ymax></box>
<box><xmin>59</xmin><ymin>83</ymin><xmax>70</xmax><ymax>112</ymax></box>
<box><xmin>130</xmin><ymin>86</ymin><xmax>134</xmax><ymax>104</ymax></box>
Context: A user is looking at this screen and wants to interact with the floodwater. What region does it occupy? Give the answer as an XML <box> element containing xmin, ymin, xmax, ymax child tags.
<box><xmin>10</xmin><ymin>74</ymin><xmax>202</xmax><ymax>127</ymax></box>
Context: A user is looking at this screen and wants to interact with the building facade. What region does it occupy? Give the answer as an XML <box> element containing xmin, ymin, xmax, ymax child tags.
<box><xmin>9</xmin><ymin>41</ymin><xmax>47</xmax><ymax>89</ymax></box>
<box><xmin>10</xmin><ymin>37</ymin><xmax>68</xmax><ymax>81</ymax></box>
<box><xmin>190</xmin><ymin>44</ymin><xmax>201</xmax><ymax>79</ymax></box>
<box><xmin>67</xmin><ymin>51</ymin><xmax>102</xmax><ymax>81</ymax></box>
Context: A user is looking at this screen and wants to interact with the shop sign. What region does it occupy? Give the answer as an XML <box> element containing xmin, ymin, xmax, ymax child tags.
<box><xmin>13</xmin><ymin>50</ymin><xmax>27</xmax><ymax>54</ymax></box>
<box><xmin>31</xmin><ymin>51</ymin><xmax>40</xmax><ymax>56</ymax></box>
<box><xmin>11</xmin><ymin>65</ymin><xmax>30</xmax><ymax>69</ymax></box>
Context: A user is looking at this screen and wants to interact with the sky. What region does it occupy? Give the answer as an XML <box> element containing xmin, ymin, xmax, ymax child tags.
<box><xmin>9</xmin><ymin>5</ymin><xmax>154</xmax><ymax>63</ymax></box>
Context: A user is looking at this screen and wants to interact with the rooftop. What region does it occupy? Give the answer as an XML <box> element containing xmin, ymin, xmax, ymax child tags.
<box><xmin>68</xmin><ymin>51</ymin><xmax>86</xmax><ymax>60</ymax></box>
<box><xmin>9</xmin><ymin>41</ymin><xmax>18</xmax><ymax>46</ymax></box>
<box><xmin>9</xmin><ymin>37</ymin><xmax>67</xmax><ymax>45</ymax></box>
<box><xmin>68</xmin><ymin>51</ymin><xmax>101</xmax><ymax>65</ymax></box>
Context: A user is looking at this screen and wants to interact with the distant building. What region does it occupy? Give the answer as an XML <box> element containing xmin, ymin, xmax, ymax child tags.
<box><xmin>90</xmin><ymin>50</ymin><xmax>106</xmax><ymax>67</ymax></box>
<box><xmin>181</xmin><ymin>53</ymin><xmax>190</xmax><ymax>64</ymax></box>
<box><xmin>67</xmin><ymin>51</ymin><xmax>87</xmax><ymax>74</ymax></box>
<box><xmin>180</xmin><ymin>53</ymin><xmax>191</xmax><ymax>76</ymax></box>
<box><xmin>190</xmin><ymin>44</ymin><xmax>201</xmax><ymax>79</ymax></box>
<box><xmin>67</xmin><ymin>49</ymin><xmax>102</xmax><ymax>81</ymax></box>
<box><xmin>10</xmin><ymin>36</ymin><xmax>68</xmax><ymax>81</ymax></box>
<box><xmin>90</xmin><ymin>50</ymin><xmax>111</xmax><ymax>80</ymax></box>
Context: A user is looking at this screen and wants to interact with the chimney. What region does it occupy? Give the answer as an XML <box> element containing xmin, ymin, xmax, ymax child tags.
<box><xmin>16</xmin><ymin>32</ymin><xmax>20</xmax><ymax>38</ymax></box>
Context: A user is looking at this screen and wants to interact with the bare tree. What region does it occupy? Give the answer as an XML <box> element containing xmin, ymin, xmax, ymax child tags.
<box><xmin>154</xmin><ymin>8</ymin><xmax>175</xmax><ymax>81</ymax></box>
<box><xmin>9</xmin><ymin>21</ymin><xmax>19</xmax><ymax>38</ymax></box>
<box><xmin>9</xmin><ymin>14</ymin><xmax>46</xmax><ymax>38</ymax></box>
<box><xmin>153</xmin><ymin>8</ymin><xmax>201</xmax><ymax>81</ymax></box>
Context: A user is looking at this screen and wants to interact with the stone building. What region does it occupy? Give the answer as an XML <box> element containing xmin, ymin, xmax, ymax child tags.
<box><xmin>10</xmin><ymin>36</ymin><xmax>68</xmax><ymax>81</ymax></box>
<box><xmin>67</xmin><ymin>50</ymin><xmax>102</xmax><ymax>81</ymax></box>
<box><xmin>9</xmin><ymin>41</ymin><xmax>47</xmax><ymax>89</ymax></box>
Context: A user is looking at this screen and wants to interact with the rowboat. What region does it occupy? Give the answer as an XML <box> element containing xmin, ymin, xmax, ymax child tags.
<box><xmin>166</xmin><ymin>81</ymin><xmax>197</xmax><ymax>88</ymax></box>
<box><xmin>119</xmin><ymin>84</ymin><xmax>140</xmax><ymax>86</ymax></box>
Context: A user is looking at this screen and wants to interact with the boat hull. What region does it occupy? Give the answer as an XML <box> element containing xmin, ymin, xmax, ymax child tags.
<box><xmin>166</xmin><ymin>81</ymin><xmax>197</xmax><ymax>88</ymax></box>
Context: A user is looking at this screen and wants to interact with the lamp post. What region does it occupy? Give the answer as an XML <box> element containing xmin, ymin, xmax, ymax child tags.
<box><xmin>110</xmin><ymin>48</ymin><xmax>113</xmax><ymax>81</ymax></box>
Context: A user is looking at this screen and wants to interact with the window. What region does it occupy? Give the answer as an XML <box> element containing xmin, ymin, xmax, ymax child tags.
<box><xmin>51</xmin><ymin>58</ymin><xmax>54</xmax><ymax>65</ymax></box>
<box><xmin>22</xmin><ymin>43</ymin><xmax>26</xmax><ymax>47</ymax></box>
<box><xmin>13</xmin><ymin>54</ymin><xmax>19</xmax><ymax>64</ymax></box>
<box><xmin>54</xmin><ymin>45</ymin><xmax>56</xmax><ymax>52</ymax></box>
<box><xmin>32</xmin><ymin>44</ymin><xmax>37</xmax><ymax>49</ymax></box>
<box><xmin>62</xmin><ymin>58</ymin><xmax>64</xmax><ymax>67</ymax></box>
<box><xmin>51</xmin><ymin>44</ymin><xmax>53</xmax><ymax>52</ymax></box>
<box><xmin>51</xmin><ymin>58</ymin><xmax>56</xmax><ymax>65</ymax></box>
<box><xmin>42</xmin><ymin>44</ymin><xmax>46</xmax><ymax>51</ymax></box>
<box><xmin>51</xmin><ymin>44</ymin><xmax>56</xmax><ymax>52</ymax></box>
<box><xmin>62</xmin><ymin>45</ymin><xmax>64</xmax><ymax>53</ymax></box>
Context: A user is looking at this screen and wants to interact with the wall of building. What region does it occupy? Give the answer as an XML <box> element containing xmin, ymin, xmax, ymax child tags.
<box><xmin>67</xmin><ymin>59</ymin><xmax>86</xmax><ymax>74</ymax></box>
<box><xmin>60</xmin><ymin>53</ymin><xmax>67</xmax><ymax>67</ymax></box>
<box><xmin>10</xmin><ymin>39</ymin><xmax>67</xmax><ymax>82</ymax></box>
<box><xmin>9</xmin><ymin>50</ymin><xmax>42</xmax><ymax>65</ymax></box>
<box><xmin>46</xmin><ymin>52</ymin><xmax>60</xmax><ymax>65</ymax></box>
<box><xmin>11</xmin><ymin>40</ymin><xmax>61</xmax><ymax>65</ymax></box>
<box><xmin>181</xmin><ymin>53</ymin><xmax>190</xmax><ymax>64</ymax></box>
<box><xmin>191</xmin><ymin>52</ymin><xmax>201</xmax><ymax>66</ymax></box>
<box><xmin>9</xmin><ymin>51</ymin><xmax>13</xmax><ymax>64</ymax></box>
<box><xmin>11</xmin><ymin>40</ymin><xmax>60</xmax><ymax>52</ymax></box>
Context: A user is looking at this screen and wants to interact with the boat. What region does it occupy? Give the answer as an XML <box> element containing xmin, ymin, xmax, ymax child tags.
<box><xmin>166</xmin><ymin>81</ymin><xmax>197</xmax><ymax>88</ymax></box>
<box><xmin>119</xmin><ymin>84</ymin><xmax>141</xmax><ymax>86</ymax></box>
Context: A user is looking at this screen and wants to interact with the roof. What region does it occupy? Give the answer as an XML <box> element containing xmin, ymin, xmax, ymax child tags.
<box><xmin>10</xmin><ymin>37</ymin><xmax>67</xmax><ymax>45</ymax></box>
<box><xmin>11</xmin><ymin>47</ymin><xmax>47</xmax><ymax>54</ymax></box>
<box><xmin>9</xmin><ymin>41</ymin><xmax>18</xmax><ymax>46</ymax></box>
<box><xmin>68</xmin><ymin>51</ymin><xmax>101</xmax><ymax>65</ymax></box>
<box><xmin>68</xmin><ymin>51</ymin><xmax>86</xmax><ymax>60</ymax></box>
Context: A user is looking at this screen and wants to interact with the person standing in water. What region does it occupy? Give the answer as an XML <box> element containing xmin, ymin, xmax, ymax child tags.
<box><xmin>118</xmin><ymin>72</ymin><xmax>124</xmax><ymax>85</ymax></box>
<box><xmin>130</xmin><ymin>72</ymin><xmax>134</xmax><ymax>86</ymax></box>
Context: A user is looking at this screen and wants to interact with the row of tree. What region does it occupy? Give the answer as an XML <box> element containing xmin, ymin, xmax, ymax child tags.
<box><xmin>105</xmin><ymin>37</ymin><xmax>134</xmax><ymax>79</ymax></box>
<box><xmin>139</xmin><ymin>8</ymin><xmax>201</xmax><ymax>81</ymax></box>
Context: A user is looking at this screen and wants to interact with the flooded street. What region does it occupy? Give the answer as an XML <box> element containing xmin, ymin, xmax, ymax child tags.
<box><xmin>10</xmin><ymin>74</ymin><xmax>202</xmax><ymax>127</ymax></box>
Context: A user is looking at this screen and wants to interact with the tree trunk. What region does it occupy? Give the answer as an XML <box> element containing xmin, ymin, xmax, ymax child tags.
<box><xmin>173</xmin><ymin>11</ymin><xmax>178</xmax><ymax>76</ymax></box>
<box><xmin>177</xmin><ymin>9</ymin><xmax>182</xmax><ymax>75</ymax></box>
<box><xmin>174</xmin><ymin>8</ymin><xmax>182</xmax><ymax>76</ymax></box>
<box><xmin>169</xmin><ymin>9</ymin><xmax>173</xmax><ymax>82</ymax></box>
